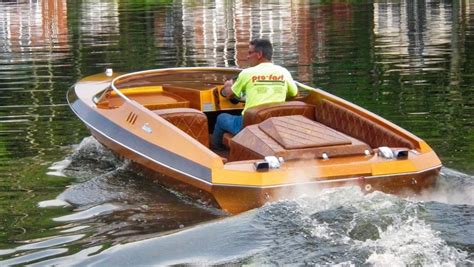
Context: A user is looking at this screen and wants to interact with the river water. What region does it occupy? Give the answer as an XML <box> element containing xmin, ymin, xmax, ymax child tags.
<box><xmin>0</xmin><ymin>0</ymin><xmax>473</xmax><ymax>265</ymax></box>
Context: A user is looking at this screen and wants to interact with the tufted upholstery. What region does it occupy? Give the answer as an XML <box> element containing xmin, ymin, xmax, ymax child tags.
<box><xmin>153</xmin><ymin>108</ymin><xmax>209</xmax><ymax>147</ymax></box>
<box><xmin>221</xmin><ymin>101</ymin><xmax>315</xmax><ymax>148</ymax></box>
<box><xmin>314</xmin><ymin>99</ymin><xmax>414</xmax><ymax>149</ymax></box>
<box><xmin>242</xmin><ymin>101</ymin><xmax>315</xmax><ymax>127</ymax></box>
<box><xmin>258</xmin><ymin>115</ymin><xmax>352</xmax><ymax>149</ymax></box>
<box><xmin>229</xmin><ymin>120</ymin><xmax>371</xmax><ymax>162</ymax></box>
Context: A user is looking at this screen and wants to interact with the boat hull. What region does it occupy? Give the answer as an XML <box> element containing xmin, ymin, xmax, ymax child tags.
<box><xmin>126</xmin><ymin>152</ymin><xmax>439</xmax><ymax>214</ymax></box>
<box><xmin>88</xmin><ymin>116</ymin><xmax>439</xmax><ymax>213</ymax></box>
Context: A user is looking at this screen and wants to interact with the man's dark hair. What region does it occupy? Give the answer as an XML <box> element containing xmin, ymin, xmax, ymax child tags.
<box><xmin>250</xmin><ymin>39</ymin><xmax>273</xmax><ymax>60</ymax></box>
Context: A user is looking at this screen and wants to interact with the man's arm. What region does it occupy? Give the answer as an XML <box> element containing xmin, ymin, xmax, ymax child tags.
<box><xmin>287</xmin><ymin>81</ymin><xmax>298</xmax><ymax>99</ymax></box>
<box><xmin>283</xmin><ymin>68</ymin><xmax>298</xmax><ymax>99</ymax></box>
<box><xmin>221</xmin><ymin>79</ymin><xmax>235</xmax><ymax>99</ymax></box>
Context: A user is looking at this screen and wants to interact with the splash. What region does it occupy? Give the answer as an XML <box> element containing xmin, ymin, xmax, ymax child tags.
<box><xmin>363</xmin><ymin>216</ymin><xmax>467</xmax><ymax>266</ymax></box>
<box><xmin>41</xmin><ymin>136</ymin><xmax>132</xmax><ymax>208</ymax></box>
<box><xmin>271</xmin><ymin>156</ymin><xmax>328</xmax><ymax>202</ymax></box>
<box><xmin>7</xmin><ymin>186</ymin><xmax>470</xmax><ymax>266</ymax></box>
<box><xmin>62</xmin><ymin>136</ymin><xmax>126</xmax><ymax>181</ymax></box>
<box><xmin>245</xmin><ymin>187</ymin><xmax>470</xmax><ymax>265</ymax></box>
<box><xmin>32</xmin><ymin>139</ymin><xmax>471</xmax><ymax>265</ymax></box>
<box><xmin>46</xmin><ymin>159</ymin><xmax>71</xmax><ymax>177</ymax></box>
<box><xmin>414</xmin><ymin>167</ymin><xmax>474</xmax><ymax>205</ymax></box>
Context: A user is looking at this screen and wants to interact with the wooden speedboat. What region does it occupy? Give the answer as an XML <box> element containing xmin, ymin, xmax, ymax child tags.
<box><xmin>68</xmin><ymin>67</ymin><xmax>442</xmax><ymax>213</ymax></box>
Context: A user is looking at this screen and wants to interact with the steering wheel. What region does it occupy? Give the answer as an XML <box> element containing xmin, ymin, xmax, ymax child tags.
<box><xmin>219</xmin><ymin>85</ymin><xmax>245</xmax><ymax>104</ymax></box>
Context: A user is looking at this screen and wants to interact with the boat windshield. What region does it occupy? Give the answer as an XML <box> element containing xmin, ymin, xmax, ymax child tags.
<box><xmin>93</xmin><ymin>67</ymin><xmax>241</xmax><ymax>110</ymax></box>
<box><xmin>110</xmin><ymin>67</ymin><xmax>239</xmax><ymax>99</ymax></box>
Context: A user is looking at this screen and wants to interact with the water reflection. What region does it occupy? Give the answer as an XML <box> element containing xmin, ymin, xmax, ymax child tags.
<box><xmin>77</xmin><ymin>0</ymin><xmax>119</xmax><ymax>38</ymax></box>
<box><xmin>2</xmin><ymin>1</ymin><xmax>470</xmax><ymax>88</ymax></box>
<box><xmin>373</xmin><ymin>1</ymin><xmax>463</xmax><ymax>81</ymax></box>
<box><xmin>0</xmin><ymin>0</ymin><xmax>69</xmax><ymax>62</ymax></box>
<box><xmin>0</xmin><ymin>1</ymin><xmax>471</xmax><ymax>73</ymax></box>
<box><xmin>161</xmin><ymin>1</ymin><xmax>308</xmax><ymax>71</ymax></box>
<box><xmin>0</xmin><ymin>0</ymin><xmax>473</xmax><ymax>265</ymax></box>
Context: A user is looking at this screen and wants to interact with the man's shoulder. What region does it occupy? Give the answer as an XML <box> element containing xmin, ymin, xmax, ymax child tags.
<box><xmin>262</xmin><ymin>63</ymin><xmax>290</xmax><ymax>73</ymax></box>
<box><xmin>237</xmin><ymin>68</ymin><xmax>255</xmax><ymax>80</ymax></box>
<box><xmin>242</xmin><ymin>64</ymin><xmax>265</xmax><ymax>73</ymax></box>
<box><xmin>240</xmin><ymin>63</ymin><xmax>290</xmax><ymax>75</ymax></box>
<box><xmin>272</xmin><ymin>63</ymin><xmax>290</xmax><ymax>71</ymax></box>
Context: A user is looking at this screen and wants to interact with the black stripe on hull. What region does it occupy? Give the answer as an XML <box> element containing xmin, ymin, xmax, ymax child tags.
<box><xmin>68</xmin><ymin>95</ymin><xmax>212</xmax><ymax>183</ymax></box>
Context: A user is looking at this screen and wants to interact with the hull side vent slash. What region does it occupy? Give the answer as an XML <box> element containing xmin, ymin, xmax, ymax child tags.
<box><xmin>126</xmin><ymin>112</ymin><xmax>138</xmax><ymax>125</ymax></box>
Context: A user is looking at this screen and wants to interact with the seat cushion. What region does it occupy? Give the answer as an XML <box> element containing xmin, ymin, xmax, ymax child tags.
<box><xmin>153</xmin><ymin>108</ymin><xmax>209</xmax><ymax>147</ymax></box>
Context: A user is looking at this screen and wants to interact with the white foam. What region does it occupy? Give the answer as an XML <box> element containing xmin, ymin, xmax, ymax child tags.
<box><xmin>46</xmin><ymin>159</ymin><xmax>71</xmax><ymax>177</ymax></box>
<box><xmin>48</xmin><ymin>159</ymin><xmax>72</xmax><ymax>171</ymax></box>
<box><xmin>38</xmin><ymin>199</ymin><xmax>71</xmax><ymax>208</ymax></box>
<box><xmin>67</xmin><ymin>136</ymin><xmax>117</xmax><ymax>163</ymax></box>
<box><xmin>74</xmin><ymin>136</ymin><xmax>105</xmax><ymax>153</ymax></box>
<box><xmin>295</xmin><ymin>186</ymin><xmax>367</xmax><ymax>213</ymax></box>
<box><xmin>286</xmin><ymin>187</ymin><xmax>468</xmax><ymax>265</ymax></box>
<box><xmin>363</xmin><ymin>217</ymin><xmax>467</xmax><ymax>265</ymax></box>
<box><xmin>46</xmin><ymin>170</ymin><xmax>67</xmax><ymax>177</ymax></box>
<box><xmin>309</xmin><ymin>222</ymin><xmax>332</xmax><ymax>240</ymax></box>
<box><xmin>413</xmin><ymin>167</ymin><xmax>474</xmax><ymax>205</ymax></box>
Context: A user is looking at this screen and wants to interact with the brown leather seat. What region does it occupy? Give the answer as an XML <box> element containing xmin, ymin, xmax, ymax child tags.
<box><xmin>222</xmin><ymin>101</ymin><xmax>315</xmax><ymax>148</ymax></box>
<box><xmin>228</xmin><ymin>115</ymin><xmax>372</xmax><ymax>162</ymax></box>
<box><xmin>314</xmin><ymin>99</ymin><xmax>415</xmax><ymax>149</ymax></box>
<box><xmin>153</xmin><ymin>108</ymin><xmax>209</xmax><ymax>147</ymax></box>
<box><xmin>223</xmin><ymin>133</ymin><xmax>233</xmax><ymax>148</ymax></box>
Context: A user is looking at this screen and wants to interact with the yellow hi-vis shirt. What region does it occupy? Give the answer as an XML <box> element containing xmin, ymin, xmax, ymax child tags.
<box><xmin>232</xmin><ymin>62</ymin><xmax>298</xmax><ymax>114</ymax></box>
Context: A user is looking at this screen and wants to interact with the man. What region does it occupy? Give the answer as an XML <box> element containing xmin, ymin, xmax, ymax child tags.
<box><xmin>211</xmin><ymin>38</ymin><xmax>298</xmax><ymax>149</ymax></box>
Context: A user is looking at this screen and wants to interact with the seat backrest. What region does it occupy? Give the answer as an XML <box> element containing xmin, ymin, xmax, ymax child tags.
<box><xmin>314</xmin><ymin>99</ymin><xmax>415</xmax><ymax>149</ymax></box>
<box><xmin>242</xmin><ymin>101</ymin><xmax>316</xmax><ymax>127</ymax></box>
<box><xmin>153</xmin><ymin>108</ymin><xmax>209</xmax><ymax>147</ymax></box>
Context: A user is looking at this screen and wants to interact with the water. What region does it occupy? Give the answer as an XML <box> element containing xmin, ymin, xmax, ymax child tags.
<box><xmin>0</xmin><ymin>0</ymin><xmax>473</xmax><ymax>265</ymax></box>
